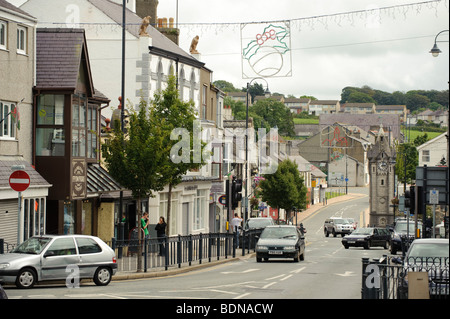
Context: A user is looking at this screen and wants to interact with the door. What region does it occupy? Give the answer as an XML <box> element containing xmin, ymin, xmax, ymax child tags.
<box><xmin>75</xmin><ymin>236</ymin><xmax>103</xmax><ymax>278</ymax></box>
<box><xmin>41</xmin><ymin>237</ymin><xmax>79</xmax><ymax>280</ymax></box>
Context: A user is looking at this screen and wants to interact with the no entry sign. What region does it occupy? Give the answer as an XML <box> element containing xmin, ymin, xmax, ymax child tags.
<box><xmin>9</xmin><ymin>170</ymin><xmax>30</xmax><ymax>192</ymax></box>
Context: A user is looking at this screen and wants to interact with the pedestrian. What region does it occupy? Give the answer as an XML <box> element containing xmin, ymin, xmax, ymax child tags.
<box><xmin>155</xmin><ymin>216</ymin><xmax>167</xmax><ymax>256</ymax></box>
<box><xmin>230</xmin><ymin>213</ymin><xmax>243</xmax><ymax>247</ymax></box>
<box><xmin>141</xmin><ymin>212</ymin><xmax>150</xmax><ymax>239</ymax></box>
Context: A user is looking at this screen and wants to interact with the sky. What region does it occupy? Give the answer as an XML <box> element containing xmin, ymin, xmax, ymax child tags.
<box><xmin>6</xmin><ymin>0</ymin><xmax>449</xmax><ymax>101</ymax></box>
<box><xmin>156</xmin><ymin>0</ymin><xmax>449</xmax><ymax>100</ymax></box>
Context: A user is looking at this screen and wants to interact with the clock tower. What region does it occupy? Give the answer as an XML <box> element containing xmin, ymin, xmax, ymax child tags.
<box><xmin>368</xmin><ymin>125</ymin><xmax>396</xmax><ymax>227</ymax></box>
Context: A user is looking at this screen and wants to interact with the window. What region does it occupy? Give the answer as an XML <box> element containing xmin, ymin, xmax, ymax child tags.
<box><xmin>0</xmin><ymin>20</ymin><xmax>7</xmax><ymax>50</ymax></box>
<box><xmin>23</xmin><ymin>198</ymin><xmax>46</xmax><ymax>241</ymax></box>
<box><xmin>0</xmin><ymin>101</ymin><xmax>16</xmax><ymax>139</ymax></box>
<box><xmin>201</xmin><ymin>85</ymin><xmax>207</xmax><ymax>119</ymax></box>
<box><xmin>36</xmin><ymin>95</ymin><xmax>65</xmax><ymax>156</ymax></box>
<box><xmin>76</xmin><ymin>237</ymin><xmax>102</xmax><ymax>254</ymax></box>
<box><xmin>16</xmin><ymin>25</ymin><xmax>26</xmax><ymax>54</ymax></box>
<box><xmin>72</xmin><ymin>94</ymin><xmax>87</xmax><ymax>157</ymax></box>
<box><xmin>46</xmin><ymin>238</ymin><xmax>77</xmax><ymax>256</ymax></box>
<box><xmin>194</xmin><ymin>189</ymin><xmax>207</xmax><ymax>230</ymax></box>
<box><xmin>86</xmin><ymin>104</ymin><xmax>98</xmax><ymax>159</ymax></box>
<box><xmin>422</xmin><ymin>150</ymin><xmax>430</xmax><ymax>162</ymax></box>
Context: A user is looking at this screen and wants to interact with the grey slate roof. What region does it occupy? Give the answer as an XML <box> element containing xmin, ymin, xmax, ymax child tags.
<box><xmin>0</xmin><ymin>156</ymin><xmax>51</xmax><ymax>189</ymax></box>
<box><xmin>88</xmin><ymin>0</ymin><xmax>197</xmax><ymax>63</ymax></box>
<box><xmin>35</xmin><ymin>28</ymin><xmax>89</xmax><ymax>90</ymax></box>
<box><xmin>0</xmin><ymin>0</ymin><xmax>36</xmax><ymax>20</ymax></box>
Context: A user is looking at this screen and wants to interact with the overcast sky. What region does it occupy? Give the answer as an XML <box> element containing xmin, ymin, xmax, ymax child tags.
<box><xmin>157</xmin><ymin>0</ymin><xmax>449</xmax><ymax>100</ymax></box>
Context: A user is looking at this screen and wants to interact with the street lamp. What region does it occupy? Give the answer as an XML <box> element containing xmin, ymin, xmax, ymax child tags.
<box><xmin>429</xmin><ymin>30</ymin><xmax>449</xmax><ymax>238</ymax></box>
<box><xmin>245</xmin><ymin>78</ymin><xmax>270</xmax><ymax>222</ymax></box>
<box><xmin>429</xmin><ymin>30</ymin><xmax>449</xmax><ymax>57</ymax></box>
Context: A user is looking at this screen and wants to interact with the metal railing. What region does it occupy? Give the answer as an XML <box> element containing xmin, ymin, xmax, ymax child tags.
<box><xmin>109</xmin><ymin>228</ymin><xmax>264</xmax><ymax>273</ymax></box>
<box><xmin>362</xmin><ymin>255</ymin><xmax>449</xmax><ymax>299</ymax></box>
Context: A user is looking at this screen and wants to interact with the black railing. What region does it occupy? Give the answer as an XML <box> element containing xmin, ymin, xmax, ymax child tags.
<box><xmin>362</xmin><ymin>256</ymin><xmax>449</xmax><ymax>299</ymax></box>
<box><xmin>109</xmin><ymin>228</ymin><xmax>264</xmax><ymax>273</ymax></box>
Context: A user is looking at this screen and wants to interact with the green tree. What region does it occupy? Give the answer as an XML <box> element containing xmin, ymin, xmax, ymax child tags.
<box><xmin>395</xmin><ymin>143</ymin><xmax>418</xmax><ymax>185</ymax></box>
<box><xmin>259</xmin><ymin>159</ymin><xmax>307</xmax><ymax>222</ymax></box>
<box><xmin>151</xmin><ymin>75</ymin><xmax>206</xmax><ymax>236</ymax></box>
<box><xmin>102</xmin><ymin>97</ymin><xmax>167</xmax><ymax>271</ymax></box>
<box><xmin>251</xmin><ymin>99</ymin><xmax>295</xmax><ymax>136</ymax></box>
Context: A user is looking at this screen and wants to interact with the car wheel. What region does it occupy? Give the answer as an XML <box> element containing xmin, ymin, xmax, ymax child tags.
<box><xmin>16</xmin><ymin>268</ymin><xmax>37</xmax><ymax>289</ymax></box>
<box><xmin>364</xmin><ymin>241</ymin><xmax>371</xmax><ymax>250</ymax></box>
<box><xmin>344</xmin><ymin>244</ymin><xmax>349</xmax><ymax>249</ymax></box>
<box><xmin>384</xmin><ymin>241</ymin><xmax>390</xmax><ymax>250</ymax></box>
<box><xmin>324</xmin><ymin>228</ymin><xmax>329</xmax><ymax>237</ymax></box>
<box><xmin>93</xmin><ymin>267</ymin><xmax>112</xmax><ymax>286</ymax></box>
<box><xmin>256</xmin><ymin>257</ymin><xmax>262</xmax><ymax>262</ymax></box>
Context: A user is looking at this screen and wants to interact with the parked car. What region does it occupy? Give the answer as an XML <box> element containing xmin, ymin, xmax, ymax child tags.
<box><xmin>394</xmin><ymin>238</ymin><xmax>449</xmax><ymax>299</ymax></box>
<box><xmin>324</xmin><ymin>217</ymin><xmax>354</xmax><ymax>237</ymax></box>
<box><xmin>255</xmin><ymin>225</ymin><xmax>305</xmax><ymax>262</ymax></box>
<box><xmin>341</xmin><ymin>227</ymin><xmax>391</xmax><ymax>249</ymax></box>
<box><xmin>390</xmin><ymin>219</ymin><xmax>422</xmax><ymax>255</ymax></box>
<box><xmin>244</xmin><ymin>217</ymin><xmax>275</xmax><ymax>230</ymax></box>
<box><xmin>0</xmin><ymin>235</ymin><xmax>117</xmax><ymax>289</ymax></box>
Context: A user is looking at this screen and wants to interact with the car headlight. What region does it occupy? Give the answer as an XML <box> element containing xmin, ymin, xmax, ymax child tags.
<box><xmin>0</xmin><ymin>263</ymin><xmax>10</xmax><ymax>270</ymax></box>
<box><xmin>284</xmin><ymin>246</ymin><xmax>296</xmax><ymax>250</ymax></box>
<box><xmin>256</xmin><ymin>245</ymin><xmax>268</xmax><ymax>251</ymax></box>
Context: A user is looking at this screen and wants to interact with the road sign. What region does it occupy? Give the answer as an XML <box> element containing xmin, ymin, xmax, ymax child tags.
<box><xmin>218</xmin><ymin>195</ymin><xmax>227</xmax><ymax>206</ymax></box>
<box><xmin>9</xmin><ymin>170</ymin><xmax>30</xmax><ymax>192</ymax></box>
<box><xmin>429</xmin><ymin>189</ymin><xmax>439</xmax><ymax>205</ymax></box>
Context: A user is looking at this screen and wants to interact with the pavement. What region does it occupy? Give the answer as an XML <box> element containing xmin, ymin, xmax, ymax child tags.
<box><xmin>112</xmin><ymin>192</ymin><xmax>369</xmax><ymax>282</ymax></box>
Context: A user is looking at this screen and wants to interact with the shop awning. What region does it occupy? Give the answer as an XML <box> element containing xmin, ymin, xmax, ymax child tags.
<box><xmin>86</xmin><ymin>163</ymin><xmax>124</xmax><ymax>195</ymax></box>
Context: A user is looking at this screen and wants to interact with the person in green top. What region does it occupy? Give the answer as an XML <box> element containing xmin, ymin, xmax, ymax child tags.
<box><xmin>141</xmin><ymin>212</ymin><xmax>150</xmax><ymax>238</ymax></box>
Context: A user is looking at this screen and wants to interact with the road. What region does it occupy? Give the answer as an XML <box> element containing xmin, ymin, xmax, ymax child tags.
<box><xmin>4</xmin><ymin>188</ymin><xmax>391</xmax><ymax>300</ymax></box>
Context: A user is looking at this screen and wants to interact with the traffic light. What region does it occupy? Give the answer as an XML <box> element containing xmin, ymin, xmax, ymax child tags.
<box><xmin>404</xmin><ymin>189</ymin><xmax>411</xmax><ymax>212</ymax></box>
<box><xmin>232</xmin><ymin>178</ymin><xmax>243</xmax><ymax>210</ymax></box>
<box><xmin>409</xmin><ymin>186</ymin><xmax>415</xmax><ymax>215</ymax></box>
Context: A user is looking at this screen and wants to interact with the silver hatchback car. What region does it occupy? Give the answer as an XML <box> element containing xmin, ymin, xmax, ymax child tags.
<box><xmin>0</xmin><ymin>235</ymin><xmax>117</xmax><ymax>288</ymax></box>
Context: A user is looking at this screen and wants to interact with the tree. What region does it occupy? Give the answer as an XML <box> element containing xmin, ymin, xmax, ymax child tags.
<box><xmin>259</xmin><ymin>159</ymin><xmax>307</xmax><ymax>222</ymax></box>
<box><xmin>102</xmin><ymin>97</ymin><xmax>167</xmax><ymax>271</ymax></box>
<box><xmin>151</xmin><ymin>75</ymin><xmax>206</xmax><ymax>236</ymax></box>
<box><xmin>251</xmin><ymin>99</ymin><xmax>295</xmax><ymax>137</ymax></box>
<box><xmin>395</xmin><ymin>143</ymin><xmax>418</xmax><ymax>185</ymax></box>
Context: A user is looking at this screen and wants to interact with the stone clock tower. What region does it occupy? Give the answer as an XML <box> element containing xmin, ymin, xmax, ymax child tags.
<box><xmin>368</xmin><ymin>125</ymin><xmax>396</xmax><ymax>227</ymax></box>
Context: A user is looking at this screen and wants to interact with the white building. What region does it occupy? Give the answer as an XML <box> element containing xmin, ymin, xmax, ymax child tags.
<box><xmin>18</xmin><ymin>0</ymin><xmax>223</xmax><ymax>236</ymax></box>
<box><xmin>417</xmin><ymin>133</ymin><xmax>448</xmax><ymax>167</ymax></box>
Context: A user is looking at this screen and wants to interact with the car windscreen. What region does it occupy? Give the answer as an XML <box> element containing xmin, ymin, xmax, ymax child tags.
<box><xmin>332</xmin><ymin>219</ymin><xmax>346</xmax><ymax>224</ymax></box>
<box><xmin>407</xmin><ymin>243</ymin><xmax>449</xmax><ymax>258</ymax></box>
<box><xmin>351</xmin><ymin>228</ymin><xmax>373</xmax><ymax>235</ymax></box>
<box><xmin>261</xmin><ymin>227</ymin><xmax>297</xmax><ymax>239</ymax></box>
<box><xmin>247</xmin><ymin>219</ymin><xmax>273</xmax><ymax>228</ymax></box>
<box><xmin>11</xmin><ymin>237</ymin><xmax>52</xmax><ymax>254</ymax></box>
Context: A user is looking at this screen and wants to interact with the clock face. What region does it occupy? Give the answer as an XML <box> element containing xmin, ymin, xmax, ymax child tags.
<box><xmin>378</xmin><ymin>161</ymin><xmax>388</xmax><ymax>170</ymax></box>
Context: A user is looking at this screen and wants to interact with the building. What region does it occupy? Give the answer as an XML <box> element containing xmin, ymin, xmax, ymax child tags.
<box><xmin>368</xmin><ymin>126</ymin><xmax>396</xmax><ymax>227</ymax></box>
<box><xmin>33</xmin><ymin>28</ymin><xmax>123</xmax><ymax>241</ymax></box>
<box><xmin>308</xmin><ymin>100</ymin><xmax>340</xmax><ymax>115</ymax></box>
<box><xmin>341</xmin><ymin>103</ymin><xmax>376</xmax><ymax>115</ymax></box>
<box><xmin>0</xmin><ymin>0</ymin><xmax>51</xmax><ymax>245</ymax></box>
<box><xmin>375</xmin><ymin>105</ymin><xmax>407</xmax><ymax>123</ymax></box>
<box><xmin>417</xmin><ymin>132</ymin><xmax>448</xmax><ymax>167</ymax></box>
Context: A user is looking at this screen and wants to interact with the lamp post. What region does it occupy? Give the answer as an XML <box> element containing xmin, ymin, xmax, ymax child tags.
<box><xmin>245</xmin><ymin>78</ymin><xmax>270</xmax><ymax>222</ymax></box>
<box><xmin>429</xmin><ymin>30</ymin><xmax>449</xmax><ymax>237</ymax></box>
<box><xmin>429</xmin><ymin>30</ymin><xmax>449</xmax><ymax>57</ymax></box>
